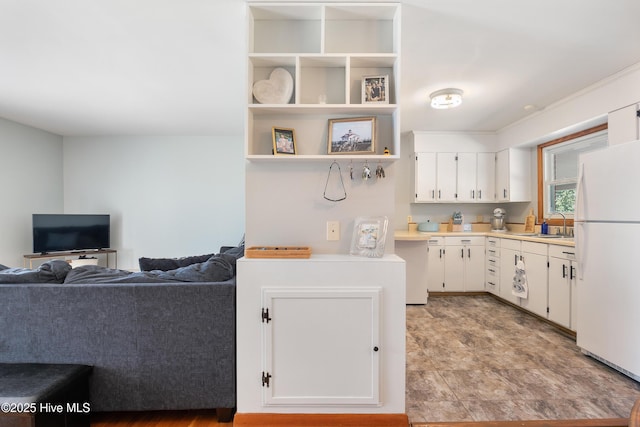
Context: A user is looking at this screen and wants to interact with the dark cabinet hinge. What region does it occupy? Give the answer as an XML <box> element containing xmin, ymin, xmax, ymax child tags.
<box><xmin>261</xmin><ymin>308</ymin><xmax>271</xmax><ymax>323</ymax></box>
<box><xmin>262</xmin><ymin>371</ymin><xmax>271</xmax><ymax>387</ymax></box>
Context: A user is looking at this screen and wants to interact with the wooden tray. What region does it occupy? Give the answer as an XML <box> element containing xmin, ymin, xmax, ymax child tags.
<box><xmin>245</xmin><ymin>246</ymin><xmax>311</xmax><ymax>259</ymax></box>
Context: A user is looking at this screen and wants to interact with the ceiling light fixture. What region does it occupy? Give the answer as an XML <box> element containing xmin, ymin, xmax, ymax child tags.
<box><xmin>430</xmin><ymin>88</ymin><xmax>463</xmax><ymax>109</ymax></box>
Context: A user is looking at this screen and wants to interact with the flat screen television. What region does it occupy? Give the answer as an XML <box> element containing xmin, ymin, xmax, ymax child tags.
<box><xmin>33</xmin><ymin>214</ymin><xmax>110</xmax><ymax>254</ymax></box>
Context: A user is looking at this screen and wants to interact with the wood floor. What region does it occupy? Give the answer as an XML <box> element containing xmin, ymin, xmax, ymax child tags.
<box><xmin>90</xmin><ymin>409</ymin><xmax>227</xmax><ymax>426</ymax></box>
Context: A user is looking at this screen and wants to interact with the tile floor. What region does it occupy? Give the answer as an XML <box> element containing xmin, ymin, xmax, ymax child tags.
<box><xmin>406</xmin><ymin>295</ymin><xmax>640</xmax><ymax>423</ymax></box>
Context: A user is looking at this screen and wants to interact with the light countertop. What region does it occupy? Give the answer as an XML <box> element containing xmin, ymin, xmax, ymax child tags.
<box><xmin>394</xmin><ymin>230</ymin><xmax>575</xmax><ymax>247</ymax></box>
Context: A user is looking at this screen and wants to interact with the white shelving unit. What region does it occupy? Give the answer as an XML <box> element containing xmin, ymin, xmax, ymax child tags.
<box><xmin>246</xmin><ymin>3</ymin><xmax>401</xmax><ymax>160</ymax></box>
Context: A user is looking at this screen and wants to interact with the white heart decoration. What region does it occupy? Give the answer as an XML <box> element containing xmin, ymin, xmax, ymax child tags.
<box><xmin>252</xmin><ymin>68</ymin><xmax>294</xmax><ymax>104</ymax></box>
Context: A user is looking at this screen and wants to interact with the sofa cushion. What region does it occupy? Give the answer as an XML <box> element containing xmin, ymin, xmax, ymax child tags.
<box><xmin>64</xmin><ymin>253</ymin><xmax>236</xmax><ymax>284</ymax></box>
<box><xmin>138</xmin><ymin>253</ymin><xmax>214</xmax><ymax>272</ymax></box>
<box><xmin>0</xmin><ymin>260</ymin><xmax>71</xmax><ymax>284</ymax></box>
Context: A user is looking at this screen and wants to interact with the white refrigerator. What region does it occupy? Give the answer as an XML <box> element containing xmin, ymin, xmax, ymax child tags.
<box><xmin>575</xmin><ymin>138</ymin><xmax>640</xmax><ymax>381</ymax></box>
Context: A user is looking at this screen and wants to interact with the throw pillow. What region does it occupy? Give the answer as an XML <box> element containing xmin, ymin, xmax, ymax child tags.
<box><xmin>138</xmin><ymin>253</ymin><xmax>214</xmax><ymax>272</ymax></box>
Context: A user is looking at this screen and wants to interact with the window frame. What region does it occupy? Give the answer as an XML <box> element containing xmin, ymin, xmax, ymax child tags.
<box><xmin>536</xmin><ymin>123</ymin><xmax>608</xmax><ymax>227</ymax></box>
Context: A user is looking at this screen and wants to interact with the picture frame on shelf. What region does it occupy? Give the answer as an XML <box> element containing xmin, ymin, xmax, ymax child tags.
<box><xmin>272</xmin><ymin>127</ymin><xmax>296</xmax><ymax>155</ymax></box>
<box><xmin>327</xmin><ymin>117</ymin><xmax>376</xmax><ymax>155</ymax></box>
<box><xmin>350</xmin><ymin>216</ymin><xmax>389</xmax><ymax>258</ymax></box>
<box><xmin>362</xmin><ymin>75</ymin><xmax>389</xmax><ymax>104</ymax></box>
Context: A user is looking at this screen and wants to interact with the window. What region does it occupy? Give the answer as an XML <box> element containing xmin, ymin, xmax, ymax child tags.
<box><xmin>537</xmin><ymin>124</ymin><xmax>608</xmax><ymax>224</ymax></box>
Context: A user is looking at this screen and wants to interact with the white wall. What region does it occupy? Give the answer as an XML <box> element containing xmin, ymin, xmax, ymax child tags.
<box><xmin>498</xmin><ymin>63</ymin><xmax>640</xmax><ymax>148</ymax></box>
<box><xmin>0</xmin><ymin>118</ymin><xmax>63</xmax><ymax>267</ymax></box>
<box><xmin>245</xmin><ymin>160</ymin><xmax>397</xmax><ymax>254</ymax></box>
<box><xmin>63</xmin><ymin>135</ymin><xmax>245</xmax><ymax>270</ymax></box>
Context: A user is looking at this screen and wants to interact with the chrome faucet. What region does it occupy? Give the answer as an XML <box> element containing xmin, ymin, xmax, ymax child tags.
<box><xmin>549</xmin><ymin>212</ymin><xmax>567</xmax><ymax>236</ymax></box>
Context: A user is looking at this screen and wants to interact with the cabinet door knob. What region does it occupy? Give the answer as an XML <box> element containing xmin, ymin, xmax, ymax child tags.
<box><xmin>373</xmin><ymin>346</ymin><xmax>379</xmax><ymax>352</ymax></box>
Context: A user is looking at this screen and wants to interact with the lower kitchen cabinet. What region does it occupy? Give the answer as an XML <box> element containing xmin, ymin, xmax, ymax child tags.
<box><xmin>548</xmin><ymin>245</ymin><xmax>578</xmax><ymax>330</ymax></box>
<box><xmin>236</xmin><ymin>255</ymin><xmax>406</xmax><ymax>415</ymax></box>
<box><xmin>499</xmin><ymin>239</ymin><xmax>522</xmax><ymax>305</ymax></box>
<box><xmin>428</xmin><ymin>236</ymin><xmax>484</xmax><ymax>292</ymax></box>
<box><xmin>518</xmin><ymin>242</ymin><xmax>548</xmax><ymax>319</ymax></box>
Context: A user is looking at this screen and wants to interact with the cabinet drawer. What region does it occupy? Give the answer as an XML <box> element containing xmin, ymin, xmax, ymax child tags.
<box><xmin>501</xmin><ymin>238</ymin><xmax>521</xmax><ymax>251</ymax></box>
<box><xmin>486</xmin><ymin>247</ymin><xmax>500</xmax><ymax>258</ymax></box>
<box><xmin>486</xmin><ymin>237</ymin><xmax>500</xmax><ymax>247</ymax></box>
<box><xmin>444</xmin><ymin>236</ymin><xmax>484</xmax><ymax>246</ymax></box>
<box><xmin>549</xmin><ymin>244</ymin><xmax>576</xmax><ymax>260</ymax></box>
<box><xmin>426</xmin><ymin>237</ymin><xmax>444</xmax><ymax>246</ymax></box>
<box><xmin>521</xmin><ymin>241</ymin><xmax>548</xmax><ymax>256</ymax></box>
<box><xmin>486</xmin><ymin>265</ymin><xmax>500</xmax><ymax>280</ymax></box>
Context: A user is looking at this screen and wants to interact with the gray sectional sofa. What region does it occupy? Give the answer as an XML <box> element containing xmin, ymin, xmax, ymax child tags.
<box><xmin>0</xmin><ymin>250</ymin><xmax>240</xmax><ymax>422</ymax></box>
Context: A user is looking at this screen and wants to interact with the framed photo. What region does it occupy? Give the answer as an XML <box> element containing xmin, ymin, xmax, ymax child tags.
<box><xmin>362</xmin><ymin>75</ymin><xmax>389</xmax><ymax>104</ymax></box>
<box><xmin>350</xmin><ymin>216</ymin><xmax>389</xmax><ymax>258</ymax></box>
<box><xmin>272</xmin><ymin>127</ymin><xmax>296</xmax><ymax>155</ymax></box>
<box><xmin>327</xmin><ymin>117</ymin><xmax>376</xmax><ymax>155</ymax></box>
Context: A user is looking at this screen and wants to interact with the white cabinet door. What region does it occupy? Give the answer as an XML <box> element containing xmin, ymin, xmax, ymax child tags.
<box><xmin>427</xmin><ymin>239</ymin><xmax>445</xmax><ymax>292</ymax></box>
<box><xmin>444</xmin><ymin>245</ymin><xmax>465</xmax><ymax>291</ymax></box>
<box><xmin>608</xmin><ymin>103</ymin><xmax>639</xmax><ymax>145</ymax></box>
<box><xmin>262</xmin><ymin>288</ymin><xmax>381</xmax><ymax>406</ymax></box>
<box><xmin>548</xmin><ymin>256</ymin><xmax>572</xmax><ymax>329</ymax></box>
<box><xmin>436</xmin><ymin>152</ymin><xmax>457</xmax><ymax>202</ymax></box>
<box><xmin>499</xmin><ymin>247</ymin><xmax>521</xmax><ymax>305</ymax></box>
<box><xmin>456</xmin><ymin>153</ymin><xmax>477</xmax><ymax>202</ymax></box>
<box><xmin>518</xmin><ymin>251</ymin><xmax>548</xmax><ymax>318</ymax></box>
<box><xmin>495</xmin><ymin>148</ymin><xmax>531</xmax><ymax>202</ymax></box>
<box><xmin>413</xmin><ymin>152</ymin><xmax>437</xmax><ymax>202</ymax></box>
<box><xmin>476</xmin><ymin>152</ymin><xmax>496</xmax><ymax>202</ymax></box>
<box><xmin>496</xmin><ymin>149</ymin><xmax>510</xmax><ymax>201</ymax></box>
<box><xmin>464</xmin><ymin>245</ymin><xmax>486</xmax><ymax>291</ymax></box>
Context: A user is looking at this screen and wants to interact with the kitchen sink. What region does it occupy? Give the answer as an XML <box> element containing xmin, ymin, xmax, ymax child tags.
<box><xmin>509</xmin><ymin>232</ymin><xmax>573</xmax><ymax>240</ymax></box>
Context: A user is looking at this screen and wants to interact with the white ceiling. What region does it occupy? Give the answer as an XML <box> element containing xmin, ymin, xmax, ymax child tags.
<box><xmin>1</xmin><ymin>0</ymin><xmax>639</xmax><ymax>136</ymax></box>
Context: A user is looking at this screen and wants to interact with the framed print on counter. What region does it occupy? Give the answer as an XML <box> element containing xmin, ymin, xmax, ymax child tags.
<box><xmin>350</xmin><ymin>216</ymin><xmax>389</xmax><ymax>258</ymax></box>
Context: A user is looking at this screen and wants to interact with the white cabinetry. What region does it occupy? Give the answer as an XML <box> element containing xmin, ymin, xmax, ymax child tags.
<box><xmin>476</xmin><ymin>152</ymin><xmax>496</xmax><ymax>202</ymax></box>
<box><xmin>499</xmin><ymin>239</ymin><xmax>522</xmax><ymax>305</ymax></box>
<box><xmin>548</xmin><ymin>245</ymin><xmax>578</xmax><ymax>330</ymax></box>
<box><xmin>413</xmin><ymin>152</ymin><xmax>496</xmax><ymax>203</ymax></box>
<box><xmin>247</xmin><ymin>3</ymin><xmax>401</xmax><ymax>160</ymax></box>
<box><xmin>436</xmin><ymin>152</ymin><xmax>458</xmax><ymax>202</ymax></box>
<box><xmin>426</xmin><ymin>237</ymin><xmax>445</xmax><ymax>292</ymax></box>
<box><xmin>485</xmin><ymin>237</ymin><xmax>500</xmax><ymax>295</ymax></box>
<box><xmin>427</xmin><ymin>236</ymin><xmax>484</xmax><ymax>292</ymax></box>
<box><xmin>262</xmin><ymin>288</ymin><xmax>381</xmax><ymax>405</ymax></box>
<box><xmin>236</xmin><ymin>255</ymin><xmax>406</xmax><ymax>414</ymax></box>
<box><xmin>495</xmin><ymin>148</ymin><xmax>531</xmax><ymax>202</ymax></box>
<box><xmin>518</xmin><ymin>242</ymin><xmax>548</xmax><ymax>319</ymax></box>
<box><xmin>412</xmin><ymin>152</ymin><xmax>437</xmax><ymax>202</ymax></box>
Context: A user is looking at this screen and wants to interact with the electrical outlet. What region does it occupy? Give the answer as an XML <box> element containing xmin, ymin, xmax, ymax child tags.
<box><xmin>326</xmin><ymin>221</ymin><xmax>340</xmax><ymax>241</ymax></box>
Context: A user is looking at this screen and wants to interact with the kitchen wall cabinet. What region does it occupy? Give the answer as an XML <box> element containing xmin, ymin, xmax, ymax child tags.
<box><xmin>485</xmin><ymin>237</ymin><xmax>500</xmax><ymax>295</ymax></box>
<box><xmin>495</xmin><ymin>148</ymin><xmax>531</xmax><ymax>202</ymax></box>
<box><xmin>412</xmin><ymin>152</ymin><xmax>437</xmax><ymax>202</ymax></box>
<box><xmin>548</xmin><ymin>244</ymin><xmax>578</xmax><ymax>330</ymax></box>
<box><xmin>413</xmin><ymin>152</ymin><xmax>496</xmax><ymax>203</ymax></box>
<box><xmin>476</xmin><ymin>152</ymin><xmax>496</xmax><ymax>202</ymax></box>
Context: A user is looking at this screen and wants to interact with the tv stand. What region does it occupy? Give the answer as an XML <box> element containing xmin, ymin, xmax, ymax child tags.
<box><xmin>23</xmin><ymin>249</ymin><xmax>117</xmax><ymax>269</ymax></box>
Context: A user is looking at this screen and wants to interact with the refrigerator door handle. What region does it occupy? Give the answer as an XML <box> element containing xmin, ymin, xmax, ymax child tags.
<box><xmin>576</xmin><ymin>162</ymin><xmax>585</xmax><ymax>221</ymax></box>
<box><xmin>576</xmin><ymin>222</ymin><xmax>585</xmax><ymax>280</ymax></box>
